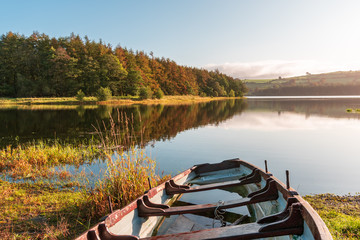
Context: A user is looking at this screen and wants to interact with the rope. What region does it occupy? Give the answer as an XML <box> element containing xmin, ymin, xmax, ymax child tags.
<box><xmin>212</xmin><ymin>200</ymin><xmax>227</xmax><ymax>228</ymax></box>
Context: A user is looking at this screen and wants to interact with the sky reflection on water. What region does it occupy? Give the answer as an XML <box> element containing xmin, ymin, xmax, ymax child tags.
<box><xmin>149</xmin><ymin>100</ymin><xmax>360</xmax><ymax>195</ymax></box>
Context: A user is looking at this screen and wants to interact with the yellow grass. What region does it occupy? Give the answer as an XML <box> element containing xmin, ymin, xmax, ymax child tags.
<box><xmin>0</xmin><ymin>97</ymin><xmax>96</xmax><ymax>105</ymax></box>
<box><xmin>0</xmin><ymin>180</ymin><xmax>91</xmax><ymax>239</ymax></box>
<box><xmin>0</xmin><ymin>96</ymin><xmax>243</xmax><ymax>107</ymax></box>
<box><xmin>0</xmin><ymin>140</ymin><xmax>100</xmax><ymax>180</ymax></box>
<box><xmin>0</xmin><ymin>105</ymin><xmax>99</xmax><ymax>110</ymax></box>
<box><xmin>101</xmin><ymin>95</ymin><xmax>242</xmax><ymax>106</ymax></box>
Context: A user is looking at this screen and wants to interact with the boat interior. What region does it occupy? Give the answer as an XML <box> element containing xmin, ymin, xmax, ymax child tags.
<box><xmin>77</xmin><ymin>159</ymin><xmax>332</xmax><ymax>240</ymax></box>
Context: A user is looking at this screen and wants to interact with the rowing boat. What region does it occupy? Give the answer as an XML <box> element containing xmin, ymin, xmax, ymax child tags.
<box><xmin>76</xmin><ymin>158</ymin><xmax>333</xmax><ymax>240</ymax></box>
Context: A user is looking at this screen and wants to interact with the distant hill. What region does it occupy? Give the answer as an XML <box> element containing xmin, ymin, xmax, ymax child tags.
<box><xmin>245</xmin><ymin>71</ymin><xmax>360</xmax><ymax>95</ymax></box>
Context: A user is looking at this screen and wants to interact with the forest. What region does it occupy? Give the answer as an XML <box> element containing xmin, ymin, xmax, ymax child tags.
<box><xmin>0</xmin><ymin>32</ymin><xmax>247</xmax><ymax>98</ymax></box>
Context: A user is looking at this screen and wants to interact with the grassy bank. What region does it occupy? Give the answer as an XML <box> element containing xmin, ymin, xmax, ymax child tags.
<box><xmin>0</xmin><ymin>97</ymin><xmax>98</xmax><ymax>105</ymax></box>
<box><xmin>304</xmin><ymin>194</ymin><xmax>360</xmax><ymax>239</ymax></box>
<box><xmin>0</xmin><ymin>95</ymin><xmax>240</xmax><ymax>107</ymax></box>
<box><xmin>0</xmin><ymin>140</ymin><xmax>102</xmax><ymax>238</ymax></box>
<box><xmin>0</xmin><ymin>180</ymin><xmax>90</xmax><ymax>239</ymax></box>
<box><xmin>0</xmin><ymin>144</ymin><xmax>168</xmax><ymax>239</ymax></box>
<box><xmin>0</xmin><ymin>111</ymin><xmax>170</xmax><ymax>239</ymax></box>
<box><xmin>0</xmin><ymin>150</ymin><xmax>169</xmax><ymax>239</ymax></box>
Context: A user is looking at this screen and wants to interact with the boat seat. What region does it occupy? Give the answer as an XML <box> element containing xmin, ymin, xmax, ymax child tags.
<box><xmin>88</xmin><ymin>198</ymin><xmax>303</xmax><ymax>240</ymax></box>
<box><xmin>142</xmin><ymin>202</ymin><xmax>304</xmax><ymax>240</ymax></box>
<box><xmin>137</xmin><ymin>179</ymin><xmax>279</xmax><ymax>217</ymax></box>
<box><xmin>165</xmin><ymin>168</ymin><xmax>262</xmax><ymax>195</ymax></box>
<box><xmin>192</xmin><ymin>158</ymin><xmax>243</xmax><ymax>175</ymax></box>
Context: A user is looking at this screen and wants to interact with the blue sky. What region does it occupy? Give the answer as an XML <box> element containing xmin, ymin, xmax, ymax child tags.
<box><xmin>1</xmin><ymin>0</ymin><xmax>360</xmax><ymax>78</ymax></box>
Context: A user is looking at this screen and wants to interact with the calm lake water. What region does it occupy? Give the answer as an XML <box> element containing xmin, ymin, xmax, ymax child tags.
<box><xmin>1</xmin><ymin>97</ymin><xmax>360</xmax><ymax>195</ymax></box>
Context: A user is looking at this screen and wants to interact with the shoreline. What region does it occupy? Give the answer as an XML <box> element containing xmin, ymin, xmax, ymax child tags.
<box><xmin>0</xmin><ymin>96</ymin><xmax>243</xmax><ymax>107</ymax></box>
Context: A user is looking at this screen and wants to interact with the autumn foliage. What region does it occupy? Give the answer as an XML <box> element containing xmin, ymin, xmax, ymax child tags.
<box><xmin>0</xmin><ymin>32</ymin><xmax>247</xmax><ymax>98</ymax></box>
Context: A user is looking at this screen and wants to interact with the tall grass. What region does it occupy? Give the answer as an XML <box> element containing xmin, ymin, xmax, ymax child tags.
<box><xmin>93</xmin><ymin>109</ymin><xmax>142</xmax><ymax>152</ymax></box>
<box><xmin>0</xmin><ymin>139</ymin><xmax>100</xmax><ymax>180</ymax></box>
<box><xmin>87</xmin><ymin>110</ymin><xmax>170</xmax><ymax>218</ymax></box>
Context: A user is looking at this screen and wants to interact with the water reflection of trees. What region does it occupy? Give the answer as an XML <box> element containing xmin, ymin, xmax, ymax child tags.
<box><xmin>246</xmin><ymin>98</ymin><xmax>360</xmax><ymax>119</ymax></box>
<box><xmin>133</xmin><ymin>99</ymin><xmax>247</xmax><ymax>144</ymax></box>
<box><xmin>0</xmin><ymin>99</ymin><xmax>247</xmax><ymax>147</ymax></box>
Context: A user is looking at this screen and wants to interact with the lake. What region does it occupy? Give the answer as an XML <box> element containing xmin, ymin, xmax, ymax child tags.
<box><xmin>1</xmin><ymin>97</ymin><xmax>359</xmax><ymax>195</ymax></box>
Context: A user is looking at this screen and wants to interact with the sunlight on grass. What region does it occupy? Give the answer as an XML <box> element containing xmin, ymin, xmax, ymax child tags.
<box><xmin>0</xmin><ymin>111</ymin><xmax>170</xmax><ymax>239</ymax></box>
<box><xmin>305</xmin><ymin>194</ymin><xmax>360</xmax><ymax>239</ymax></box>
<box><xmin>0</xmin><ymin>140</ymin><xmax>100</xmax><ymax>180</ymax></box>
<box><xmin>0</xmin><ymin>180</ymin><xmax>89</xmax><ymax>239</ymax></box>
<box><xmin>0</xmin><ymin>95</ymin><xmax>240</xmax><ymax>108</ymax></box>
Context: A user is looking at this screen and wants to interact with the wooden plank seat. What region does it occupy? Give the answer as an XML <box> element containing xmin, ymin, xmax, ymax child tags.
<box><xmin>191</xmin><ymin>158</ymin><xmax>248</xmax><ymax>175</ymax></box>
<box><xmin>165</xmin><ymin>169</ymin><xmax>262</xmax><ymax>195</ymax></box>
<box><xmin>87</xmin><ymin>198</ymin><xmax>303</xmax><ymax>240</ymax></box>
<box><xmin>137</xmin><ymin>179</ymin><xmax>279</xmax><ymax>217</ymax></box>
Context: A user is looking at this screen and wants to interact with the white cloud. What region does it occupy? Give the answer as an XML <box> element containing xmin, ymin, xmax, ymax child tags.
<box><xmin>204</xmin><ymin>60</ymin><xmax>359</xmax><ymax>79</ymax></box>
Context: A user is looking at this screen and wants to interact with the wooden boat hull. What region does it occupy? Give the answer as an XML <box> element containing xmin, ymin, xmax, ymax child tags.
<box><xmin>76</xmin><ymin>158</ymin><xmax>332</xmax><ymax>240</ymax></box>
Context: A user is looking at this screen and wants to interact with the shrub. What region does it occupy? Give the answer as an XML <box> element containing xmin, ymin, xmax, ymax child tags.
<box><xmin>139</xmin><ymin>86</ymin><xmax>153</xmax><ymax>100</ymax></box>
<box><xmin>199</xmin><ymin>92</ymin><xmax>207</xmax><ymax>97</ymax></box>
<box><xmin>228</xmin><ymin>89</ymin><xmax>235</xmax><ymax>97</ymax></box>
<box><xmin>154</xmin><ymin>88</ymin><xmax>164</xmax><ymax>99</ymax></box>
<box><xmin>96</xmin><ymin>87</ymin><xmax>112</xmax><ymax>101</ymax></box>
<box><xmin>76</xmin><ymin>89</ymin><xmax>85</xmax><ymax>101</ymax></box>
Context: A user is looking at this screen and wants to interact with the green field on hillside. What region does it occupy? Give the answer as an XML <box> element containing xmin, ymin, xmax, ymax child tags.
<box><xmin>245</xmin><ymin>71</ymin><xmax>360</xmax><ymax>95</ymax></box>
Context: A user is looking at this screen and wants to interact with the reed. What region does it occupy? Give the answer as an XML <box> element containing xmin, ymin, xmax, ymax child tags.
<box><xmin>87</xmin><ymin>110</ymin><xmax>170</xmax><ymax>218</ymax></box>
<box><xmin>86</xmin><ymin>148</ymin><xmax>166</xmax><ymax>218</ymax></box>
<box><xmin>93</xmin><ymin>108</ymin><xmax>149</xmax><ymax>153</ymax></box>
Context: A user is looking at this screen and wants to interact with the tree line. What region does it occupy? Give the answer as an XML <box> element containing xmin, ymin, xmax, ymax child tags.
<box><xmin>0</xmin><ymin>32</ymin><xmax>247</xmax><ymax>98</ymax></box>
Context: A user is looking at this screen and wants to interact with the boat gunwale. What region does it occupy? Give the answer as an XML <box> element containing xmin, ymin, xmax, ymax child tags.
<box><xmin>75</xmin><ymin>158</ymin><xmax>332</xmax><ymax>240</ymax></box>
